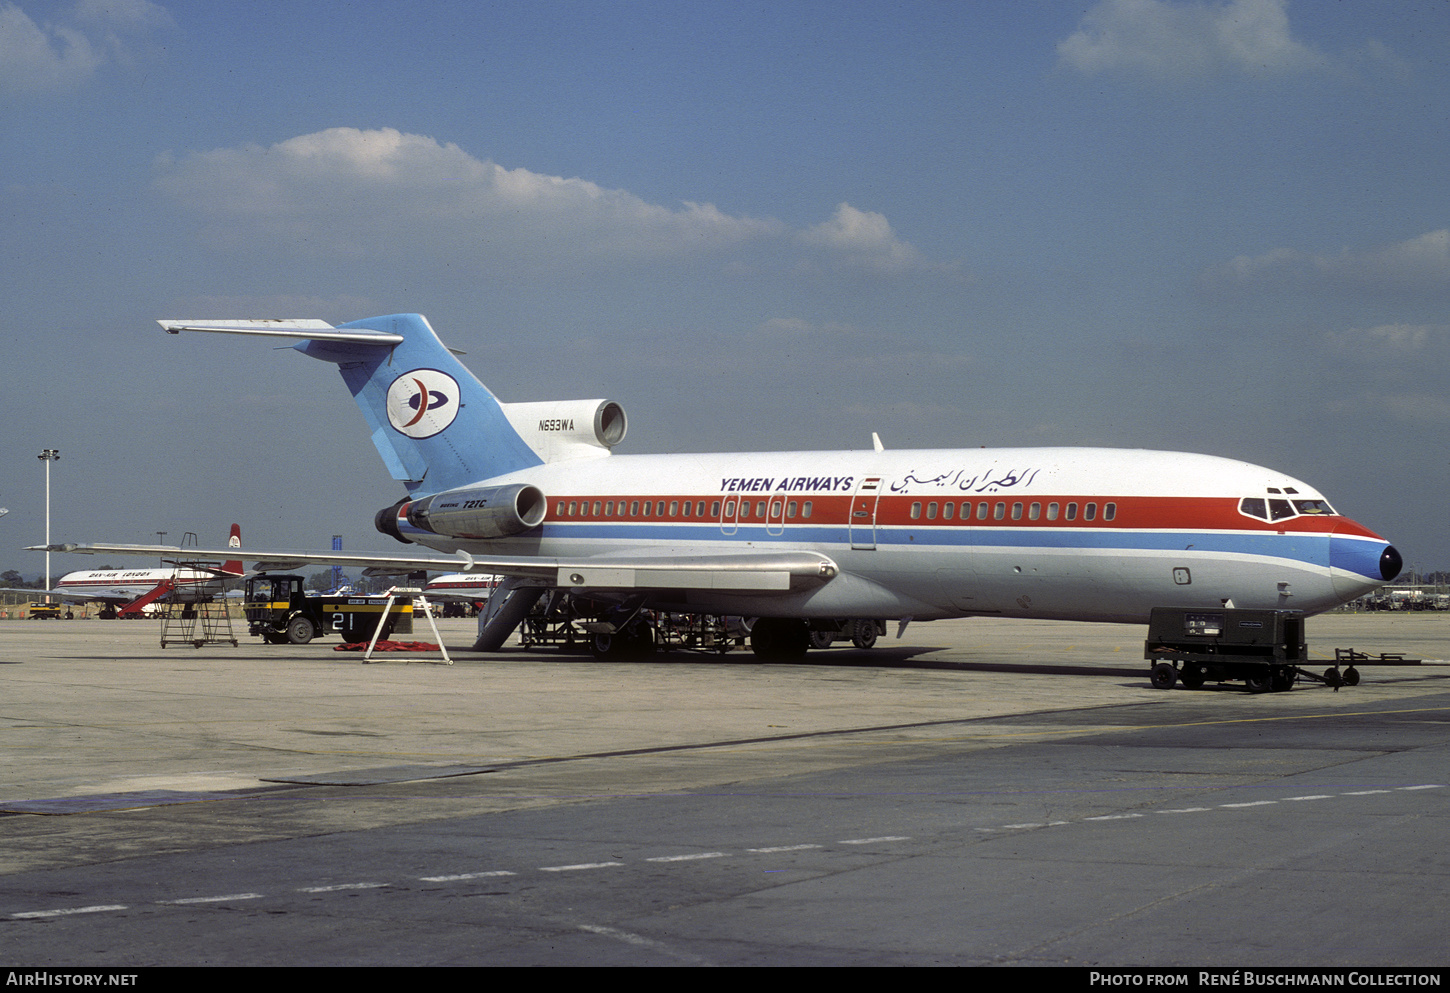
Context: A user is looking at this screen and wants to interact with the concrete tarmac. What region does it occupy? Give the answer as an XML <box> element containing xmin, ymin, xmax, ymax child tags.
<box><xmin>1</xmin><ymin>612</ymin><xmax>1448</xmax><ymax>966</ymax></box>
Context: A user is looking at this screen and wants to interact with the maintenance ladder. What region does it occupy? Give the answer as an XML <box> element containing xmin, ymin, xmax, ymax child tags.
<box><xmin>158</xmin><ymin>535</ymin><xmax>238</xmax><ymax>648</ymax></box>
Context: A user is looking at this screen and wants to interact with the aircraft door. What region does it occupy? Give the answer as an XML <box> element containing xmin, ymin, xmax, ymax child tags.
<box><xmin>849</xmin><ymin>476</ymin><xmax>883</xmax><ymax>550</ymax></box>
<box><xmin>767</xmin><ymin>496</ymin><xmax>786</xmax><ymax>536</ymax></box>
<box><xmin>719</xmin><ymin>496</ymin><xmax>740</xmax><ymax>536</ymax></box>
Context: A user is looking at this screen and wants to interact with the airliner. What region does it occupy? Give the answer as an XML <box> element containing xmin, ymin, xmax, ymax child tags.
<box><xmin>34</xmin><ymin>314</ymin><xmax>1401</xmax><ymax>656</ymax></box>
<box><xmin>12</xmin><ymin>526</ymin><xmax>243</xmax><ymax>617</ymax></box>
<box><xmin>423</xmin><ymin>573</ymin><xmax>500</xmax><ymax>602</ymax></box>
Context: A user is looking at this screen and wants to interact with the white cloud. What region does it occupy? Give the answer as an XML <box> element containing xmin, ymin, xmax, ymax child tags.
<box><xmin>0</xmin><ymin>0</ymin><xmax>171</xmax><ymax>94</ymax></box>
<box><xmin>1057</xmin><ymin>0</ymin><xmax>1326</xmax><ymax>79</ymax></box>
<box><xmin>156</xmin><ymin>127</ymin><xmax>933</xmax><ymax>275</ymax></box>
<box><xmin>800</xmin><ymin>203</ymin><xmax>922</xmax><ymax>274</ymax></box>
<box><xmin>1208</xmin><ymin>230</ymin><xmax>1450</xmax><ymax>295</ymax></box>
<box><xmin>1326</xmin><ymin>323</ymin><xmax>1450</xmax><ymax>356</ymax></box>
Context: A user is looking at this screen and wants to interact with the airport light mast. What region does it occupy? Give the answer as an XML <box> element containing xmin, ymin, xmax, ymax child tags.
<box><xmin>37</xmin><ymin>449</ymin><xmax>58</xmax><ymax>600</ymax></box>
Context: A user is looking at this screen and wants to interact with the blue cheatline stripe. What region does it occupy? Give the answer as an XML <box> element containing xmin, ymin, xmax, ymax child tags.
<box><xmin>1328</xmin><ymin>535</ymin><xmax>1389</xmax><ymax>580</ymax></box>
<box><xmin>533</xmin><ymin>523</ymin><xmax>1383</xmax><ymax>576</ymax></box>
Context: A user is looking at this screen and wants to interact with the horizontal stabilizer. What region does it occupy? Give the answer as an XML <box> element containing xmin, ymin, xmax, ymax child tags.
<box><xmin>158</xmin><ymin>319</ymin><xmax>403</xmax><ymax>345</ymax></box>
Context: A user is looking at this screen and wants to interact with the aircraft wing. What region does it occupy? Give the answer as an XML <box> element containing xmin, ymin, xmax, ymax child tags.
<box><xmin>0</xmin><ymin>586</ymin><xmax>91</xmax><ymax>603</ymax></box>
<box><xmin>30</xmin><ymin>543</ymin><xmax>839</xmax><ymax>593</ymax></box>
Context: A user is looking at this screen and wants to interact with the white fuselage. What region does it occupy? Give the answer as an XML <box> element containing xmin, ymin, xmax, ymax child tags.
<box><xmin>396</xmin><ymin>447</ymin><xmax>1396</xmax><ymax>624</ymax></box>
<box><xmin>55</xmin><ymin>567</ymin><xmax>226</xmax><ymax>605</ymax></box>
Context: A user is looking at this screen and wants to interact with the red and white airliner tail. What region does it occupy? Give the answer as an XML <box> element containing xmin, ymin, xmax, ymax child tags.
<box><xmin>35</xmin><ymin>315</ymin><xmax>1400</xmax><ymax>649</ymax></box>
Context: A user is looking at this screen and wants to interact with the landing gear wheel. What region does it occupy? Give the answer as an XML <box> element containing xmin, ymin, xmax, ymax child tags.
<box><xmin>751</xmin><ymin>618</ymin><xmax>811</xmax><ymax>661</ymax></box>
<box><xmin>591</xmin><ymin>623</ymin><xmax>655</xmax><ymax>661</ymax></box>
<box><xmin>850</xmin><ymin>620</ymin><xmax>878</xmax><ymax>649</ymax></box>
<box><xmin>1150</xmin><ymin>662</ymin><xmax>1178</xmax><ymax>690</ymax></box>
<box><xmin>286</xmin><ymin>616</ymin><xmax>316</xmax><ymax>645</ymax></box>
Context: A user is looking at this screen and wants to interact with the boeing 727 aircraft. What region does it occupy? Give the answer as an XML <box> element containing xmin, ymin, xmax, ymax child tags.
<box><xmin>35</xmin><ymin>314</ymin><xmax>1402</xmax><ymax>656</ymax></box>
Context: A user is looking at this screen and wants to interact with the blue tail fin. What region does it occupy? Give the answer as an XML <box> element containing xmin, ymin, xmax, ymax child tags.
<box><xmin>295</xmin><ymin>314</ymin><xmax>542</xmax><ymax>495</ymax></box>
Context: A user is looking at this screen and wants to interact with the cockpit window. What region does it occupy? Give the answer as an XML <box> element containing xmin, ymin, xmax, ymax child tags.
<box><xmin>1239</xmin><ymin>495</ymin><xmax>1336</xmax><ymax>522</ymax></box>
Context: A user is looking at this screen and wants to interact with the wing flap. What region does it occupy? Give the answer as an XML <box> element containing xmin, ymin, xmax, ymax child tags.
<box><xmin>31</xmin><ymin>544</ymin><xmax>838</xmax><ymax>594</ymax></box>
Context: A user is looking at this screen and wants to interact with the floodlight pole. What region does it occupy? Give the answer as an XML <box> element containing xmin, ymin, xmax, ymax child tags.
<box><xmin>37</xmin><ymin>450</ymin><xmax>59</xmax><ymax>600</ymax></box>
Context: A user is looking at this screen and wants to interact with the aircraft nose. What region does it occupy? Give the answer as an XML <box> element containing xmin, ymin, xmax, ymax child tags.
<box><xmin>1379</xmin><ymin>545</ymin><xmax>1403</xmax><ymax>582</ymax></box>
<box><xmin>1329</xmin><ymin>533</ymin><xmax>1402</xmax><ymax>601</ymax></box>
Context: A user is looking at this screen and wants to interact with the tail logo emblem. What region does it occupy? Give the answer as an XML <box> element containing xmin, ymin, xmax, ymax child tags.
<box><xmin>386</xmin><ymin>369</ymin><xmax>460</xmax><ymax>438</ymax></box>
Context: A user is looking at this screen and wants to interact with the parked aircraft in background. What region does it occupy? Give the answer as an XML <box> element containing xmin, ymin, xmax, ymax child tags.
<box><xmin>14</xmin><ymin>525</ymin><xmax>243</xmax><ymax>617</ymax></box>
<box><xmin>35</xmin><ymin>315</ymin><xmax>1401</xmax><ymax>655</ymax></box>
<box><xmin>423</xmin><ymin>573</ymin><xmax>500</xmax><ymax>602</ymax></box>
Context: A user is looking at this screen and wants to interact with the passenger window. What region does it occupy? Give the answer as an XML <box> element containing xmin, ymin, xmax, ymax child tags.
<box><xmin>631</xmin><ymin>500</ymin><xmax>640</xmax><ymax>516</ymax></box>
<box><xmin>1084</xmin><ymin>503</ymin><xmax>1096</xmax><ymax>521</ymax></box>
<box><xmin>1103</xmin><ymin>502</ymin><xmax>1115</xmax><ymax>521</ymax></box>
<box><xmin>802</xmin><ymin>501</ymin><xmax>812</xmax><ymax>518</ymax></box>
<box><xmin>1011</xmin><ymin>502</ymin><xmax>1023</xmax><ymax>520</ymax></box>
<box><xmin>592</xmin><ymin>501</ymin><xmax>601</xmax><ymax>516</ymax></box>
<box><xmin>682</xmin><ymin>501</ymin><xmax>691</xmax><ymax>517</ymax></box>
<box><xmin>994</xmin><ymin>502</ymin><xmax>1005</xmax><ymax>520</ymax></box>
<box><xmin>1028</xmin><ymin>502</ymin><xmax>1040</xmax><ymax>521</ymax></box>
<box><xmin>669</xmin><ymin>501</ymin><xmax>678</xmax><ymax>517</ymax></box>
<box><xmin>568</xmin><ymin>501</ymin><xmax>578</xmax><ymax>516</ymax></box>
<box><xmin>642</xmin><ymin>501</ymin><xmax>651</xmax><ymax>517</ymax></box>
<box><xmin>942</xmin><ymin>502</ymin><xmax>954</xmax><ymax>520</ymax></box>
<box><xmin>770</xmin><ymin>500</ymin><xmax>782</xmax><ymax>517</ymax></box>
<box><xmin>712</xmin><ymin>501</ymin><xmax>722</xmax><ymax>517</ymax></box>
<box><xmin>756</xmin><ymin>501</ymin><xmax>766</xmax><ymax>517</ymax></box>
<box><xmin>1066</xmin><ymin>502</ymin><xmax>1078</xmax><ymax>521</ymax></box>
<box><xmin>1047</xmin><ymin>502</ymin><xmax>1059</xmax><ymax>521</ymax></box>
<box><xmin>787</xmin><ymin>501</ymin><xmax>797</xmax><ymax>518</ymax></box>
<box><xmin>605</xmin><ymin>501</ymin><xmax>614</xmax><ymax>516</ymax></box>
<box><xmin>927</xmin><ymin>502</ymin><xmax>937</xmax><ymax>520</ymax></box>
<box><xmin>911</xmin><ymin>502</ymin><xmax>922</xmax><ymax>520</ymax></box>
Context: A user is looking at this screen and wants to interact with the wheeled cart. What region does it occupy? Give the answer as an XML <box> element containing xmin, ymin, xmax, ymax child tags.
<box><xmin>1144</xmin><ymin>607</ymin><xmax>1310</xmax><ymax>693</ymax></box>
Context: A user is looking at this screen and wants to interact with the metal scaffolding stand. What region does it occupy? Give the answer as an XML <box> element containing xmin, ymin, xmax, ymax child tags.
<box><xmin>158</xmin><ymin>561</ymin><xmax>238</xmax><ymax>648</ymax></box>
<box><xmin>362</xmin><ymin>588</ymin><xmax>451</xmax><ymax>665</ymax></box>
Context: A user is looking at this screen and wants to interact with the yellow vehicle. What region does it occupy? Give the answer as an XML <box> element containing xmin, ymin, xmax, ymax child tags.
<box><xmin>243</xmin><ymin>574</ymin><xmax>411</xmax><ymax>645</ymax></box>
<box><xmin>28</xmin><ymin>601</ymin><xmax>62</xmax><ymax>619</ymax></box>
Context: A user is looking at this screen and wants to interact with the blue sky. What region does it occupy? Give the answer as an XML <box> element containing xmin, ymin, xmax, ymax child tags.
<box><xmin>2</xmin><ymin>0</ymin><xmax>1447</xmax><ymax>579</ymax></box>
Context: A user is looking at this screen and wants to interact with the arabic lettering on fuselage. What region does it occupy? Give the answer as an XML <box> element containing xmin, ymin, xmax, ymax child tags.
<box><xmin>888</xmin><ymin>468</ymin><xmax>1040</xmax><ymax>494</ymax></box>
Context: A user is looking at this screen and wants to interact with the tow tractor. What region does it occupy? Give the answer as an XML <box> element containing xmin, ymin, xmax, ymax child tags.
<box><xmin>243</xmin><ymin>574</ymin><xmax>412</xmax><ymax>645</ymax></box>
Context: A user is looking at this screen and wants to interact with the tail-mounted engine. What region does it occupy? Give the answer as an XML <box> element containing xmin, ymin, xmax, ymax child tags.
<box><xmin>499</xmin><ymin>399</ymin><xmax>627</xmax><ymax>463</ymax></box>
<box><xmin>376</xmin><ymin>482</ymin><xmax>547</xmax><ymax>543</ymax></box>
